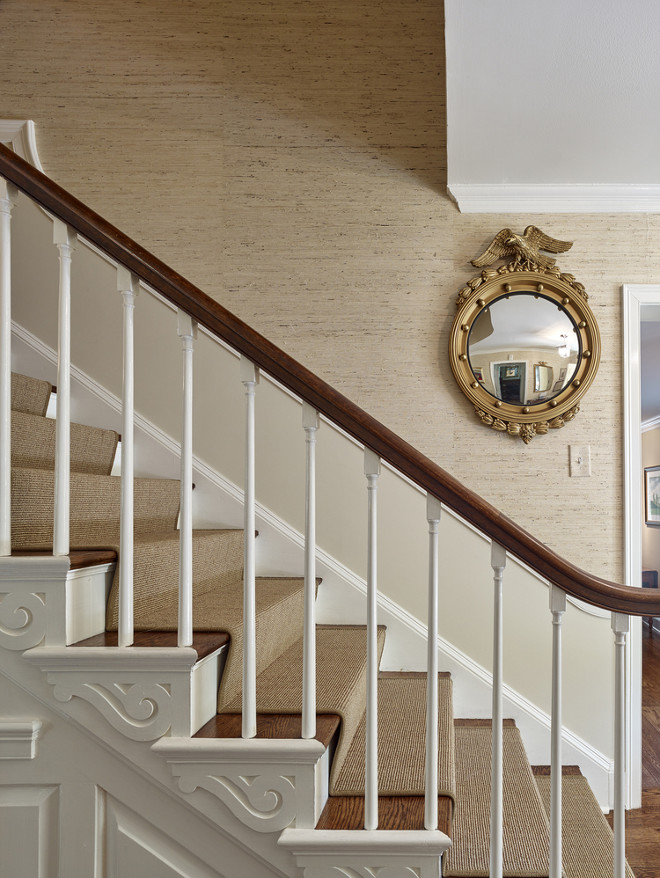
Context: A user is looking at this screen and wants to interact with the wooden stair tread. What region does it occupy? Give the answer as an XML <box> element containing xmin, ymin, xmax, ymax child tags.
<box><xmin>10</xmin><ymin>548</ymin><xmax>117</xmax><ymax>569</ymax></box>
<box><xmin>73</xmin><ymin>630</ymin><xmax>229</xmax><ymax>660</ymax></box>
<box><xmin>316</xmin><ymin>794</ymin><xmax>453</xmax><ymax>833</ymax></box>
<box><xmin>196</xmin><ymin>713</ymin><xmax>342</xmax><ymax>751</ymax></box>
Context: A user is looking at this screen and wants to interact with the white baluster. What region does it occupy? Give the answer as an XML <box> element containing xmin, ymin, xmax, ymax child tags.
<box><xmin>425</xmin><ymin>494</ymin><xmax>442</xmax><ymax>830</ymax></box>
<box><xmin>241</xmin><ymin>357</ymin><xmax>259</xmax><ymax>739</ymax></box>
<box><xmin>612</xmin><ymin>612</ymin><xmax>629</xmax><ymax>878</ymax></box>
<box><xmin>53</xmin><ymin>220</ymin><xmax>75</xmax><ymax>557</ymax></box>
<box><xmin>549</xmin><ymin>585</ymin><xmax>566</xmax><ymax>878</ymax></box>
<box><xmin>490</xmin><ymin>541</ymin><xmax>507</xmax><ymax>878</ymax></box>
<box><xmin>0</xmin><ymin>180</ymin><xmax>17</xmax><ymax>557</ymax></box>
<box><xmin>364</xmin><ymin>448</ymin><xmax>380</xmax><ymax>831</ymax></box>
<box><xmin>117</xmin><ymin>268</ymin><xmax>138</xmax><ymax>647</ymax></box>
<box><xmin>177</xmin><ymin>312</ymin><xmax>197</xmax><ymax>648</ymax></box>
<box><xmin>302</xmin><ymin>403</ymin><xmax>320</xmax><ymax>740</ymax></box>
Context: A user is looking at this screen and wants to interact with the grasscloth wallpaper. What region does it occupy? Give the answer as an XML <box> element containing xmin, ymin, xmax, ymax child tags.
<box><xmin>3</xmin><ymin>0</ymin><xmax>658</xmax><ymax>582</ymax></box>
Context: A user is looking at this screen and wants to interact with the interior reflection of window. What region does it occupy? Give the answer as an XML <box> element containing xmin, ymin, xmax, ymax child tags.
<box><xmin>467</xmin><ymin>293</ymin><xmax>580</xmax><ymax>406</ymax></box>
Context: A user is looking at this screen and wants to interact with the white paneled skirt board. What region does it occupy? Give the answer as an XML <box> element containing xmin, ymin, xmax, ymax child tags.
<box><xmin>0</xmin><ymin>672</ymin><xmax>288</xmax><ymax>878</ymax></box>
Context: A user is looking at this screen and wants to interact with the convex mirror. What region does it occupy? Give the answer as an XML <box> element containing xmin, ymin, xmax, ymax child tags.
<box><xmin>449</xmin><ymin>229</ymin><xmax>600</xmax><ymax>443</ymax></box>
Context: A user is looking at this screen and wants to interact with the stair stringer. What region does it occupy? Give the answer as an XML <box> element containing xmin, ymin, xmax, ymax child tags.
<box><xmin>0</xmin><ymin>664</ymin><xmax>296</xmax><ymax>878</ymax></box>
<box><xmin>3</xmin><ymin>609</ymin><xmax>450</xmax><ymax>878</ymax></box>
<box><xmin>10</xmin><ymin>324</ymin><xmax>616</xmax><ymax>809</ymax></box>
<box><xmin>0</xmin><ymin>560</ymin><xmax>347</xmax><ymax>871</ymax></box>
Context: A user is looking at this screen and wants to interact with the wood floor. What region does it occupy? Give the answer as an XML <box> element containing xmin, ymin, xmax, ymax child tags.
<box><xmin>612</xmin><ymin>623</ymin><xmax>660</xmax><ymax>877</ymax></box>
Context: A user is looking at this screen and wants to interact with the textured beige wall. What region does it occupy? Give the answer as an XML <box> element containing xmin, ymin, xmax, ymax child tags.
<box><xmin>3</xmin><ymin>0</ymin><xmax>660</xmax><ymax>583</ymax></box>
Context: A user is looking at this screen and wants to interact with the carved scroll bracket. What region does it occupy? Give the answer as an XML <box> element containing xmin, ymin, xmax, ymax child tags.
<box><xmin>154</xmin><ymin>737</ymin><xmax>327</xmax><ymax>833</ymax></box>
<box><xmin>23</xmin><ymin>647</ymin><xmax>199</xmax><ymax>741</ymax></box>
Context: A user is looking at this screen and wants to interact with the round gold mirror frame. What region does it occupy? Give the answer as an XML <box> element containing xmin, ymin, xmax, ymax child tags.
<box><xmin>449</xmin><ymin>262</ymin><xmax>601</xmax><ymax>444</ymax></box>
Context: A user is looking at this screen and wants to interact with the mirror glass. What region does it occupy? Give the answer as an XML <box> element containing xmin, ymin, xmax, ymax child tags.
<box><xmin>467</xmin><ymin>292</ymin><xmax>580</xmax><ymax>406</ymax></box>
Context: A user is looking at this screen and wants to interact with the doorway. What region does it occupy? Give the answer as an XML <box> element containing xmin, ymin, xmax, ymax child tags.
<box><xmin>623</xmin><ymin>284</ymin><xmax>660</xmax><ymax>809</ymax></box>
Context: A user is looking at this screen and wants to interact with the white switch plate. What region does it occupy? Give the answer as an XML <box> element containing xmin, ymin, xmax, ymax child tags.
<box><xmin>569</xmin><ymin>445</ymin><xmax>591</xmax><ymax>477</ymax></box>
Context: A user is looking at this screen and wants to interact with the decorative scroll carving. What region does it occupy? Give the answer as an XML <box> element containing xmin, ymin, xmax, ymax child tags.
<box><xmin>0</xmin><ymin>591</ymin><xmax>47</xmax><ymax>650</ymax></box>
<box><xmin>51</xmin><ymin>679</ymin><xmax>173</xmax><ymax>741</ymax></box>
<box><xmin>175</xmin><ymin>769</ymin><xmax>298</xmax><ymax>832</ymax></box>
<box><xmin>456</xmin><ymin>261</ymin><xmax>587</xmax><ymax>308</ymax></box>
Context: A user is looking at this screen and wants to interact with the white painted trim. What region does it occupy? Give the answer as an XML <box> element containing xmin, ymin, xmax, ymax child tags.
<box><xmin>642</xmin><ymin>413</ymin><xmax>660</xmax><ymax>433</ymax></box>
<box><xmin>154</xmin><ymin>737</ymin><xmax>325</xmax><ymax>763</ymax></box>
<box><xmin>621</xmin><ymin>284</ymin><xmax>660</xmax><ymax>810</ymax></box>
<box><xmin>0</xmin><ymin>720</ymin><xmax>42</xmax><ymax>759</ymax></box>
<box><xmin>279</xmin><ymin>826</ymin><xmax>452</xmax><ymax>854</ymax></box>
<box><xmin>24</xmin><ymin>645</ymin><xmax>199</xmax><ymax>672</ymax></box>
<box><xmin>447</xmin><ymin>183</ymin><xmax>660</xmax><ymax>214</ymax></box>
<box><xmin>0</xmin><ymin>555</ymin><xmax>71</xmax><ymax>579</ymax></box>
<box><xmin>0</xmin><ymin>120</ymin><xmax>43</xmax><ymax>171</ymax></box>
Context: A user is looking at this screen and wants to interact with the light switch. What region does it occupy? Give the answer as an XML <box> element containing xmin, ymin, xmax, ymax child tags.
<box><xmin>569</xmin><ymin>445</ymin><xmax>591</xmax><ymax>477</ymax></box>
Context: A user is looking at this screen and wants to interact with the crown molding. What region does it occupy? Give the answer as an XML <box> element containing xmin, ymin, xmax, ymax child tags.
<box><xmin>448</xmin><ymin>183</ymin><xmax>660</xmax><ymax>214</ymax></box>
<box><xmin>0</xmin><ymin>120</ymin><xmax>43</xmax><ymax>171</ymax></box>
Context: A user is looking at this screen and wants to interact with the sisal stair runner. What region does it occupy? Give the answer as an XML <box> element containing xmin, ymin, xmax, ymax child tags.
<box><xmin>9</xmin><ymin>372</ymin><xmax>635</xmax><ymax>876</ymax></box>
<box><xmin>534</xmin><ymin>767</ymin><xmax>635</xmax><ymax>878</ymax></box>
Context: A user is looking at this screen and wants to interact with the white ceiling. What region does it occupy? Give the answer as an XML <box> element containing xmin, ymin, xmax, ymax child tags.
<box><xmin>444</xmin><ymin>1</ymin><xmax>660</xmax><ymax>212</ymax></box>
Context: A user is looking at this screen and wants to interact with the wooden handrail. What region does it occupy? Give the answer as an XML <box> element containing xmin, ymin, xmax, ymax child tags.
<box><xmin>1</xmin><ymin>142</ymin><xmax>656</xmax><ymax>616</ymax></box>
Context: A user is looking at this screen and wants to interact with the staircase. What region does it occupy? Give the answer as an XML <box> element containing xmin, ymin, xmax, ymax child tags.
<box><xmin>5</xmin><ymin>370</ymin><xmax>635</xmax><ymax>876</ymax></box>
<box><xmin>0</xmin><ymin>141</ymin><xmax>655</xmax><ymax>877</ymax></box>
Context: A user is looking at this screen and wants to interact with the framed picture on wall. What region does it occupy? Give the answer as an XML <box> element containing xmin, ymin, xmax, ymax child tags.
<box><xmin>645</xmin><ymin>465</ymin><xmax>660</xmax><ymax>526</ymax></box>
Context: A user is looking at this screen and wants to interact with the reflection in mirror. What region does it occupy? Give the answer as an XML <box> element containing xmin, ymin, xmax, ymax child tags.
<box><xmin>467</xmin><ymin>292</ymin><xmax>580</xmax><ymax>407</ymax></box>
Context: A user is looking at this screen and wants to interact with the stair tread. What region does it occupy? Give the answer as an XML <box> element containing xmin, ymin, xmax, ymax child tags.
<box><xmin>316</xmin><ymin>794</ymin><xmax>453</xmax><ymax>833</ymax></box>
<box><xmin>220</xmin><ymin>624</ymin><xmax>387</xmax><ymax>790</ymax></box>
<box><xmin>534</xmin><ymin>770</ymin><xmax>635</xmax><ymax>878</ymax></box>
<box><xmin>73</xmin><ymin>630</ymin><xmax>230</xmax><ymax>660</ymax></box>
<box><xmin>12</xmin><ymin>410</ymin><xmax>119</xmax><ymax>476</ymax></box>
<box><xmin>11</xmin><ymin>372</ymin><xmax>52</xmax><ymax>417</ymax></box>
<box><xmin>196</xmin><ymin>712</ymin><xmax>342</xmax><ymax>750</ymax></box>
<box><xmin>12</xmin><ymin>466</ymin><xmax>182</xmax><ymax>549</ymax></box>
<box><xmin>443</xmin><ymin>723</ymin><xmax>550</xmax><ymax>878</ymax></box>
<box><xmin>332</xmin><ymin>672</ymin><xmax>456</xmax><ymax>798</ymax></box>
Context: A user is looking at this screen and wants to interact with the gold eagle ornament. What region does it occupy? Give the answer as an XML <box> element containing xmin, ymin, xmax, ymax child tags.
<box><xmin>471</xmin><ymin>226</ymin><xmax>573</xmax><ymax>270</ymax></box>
